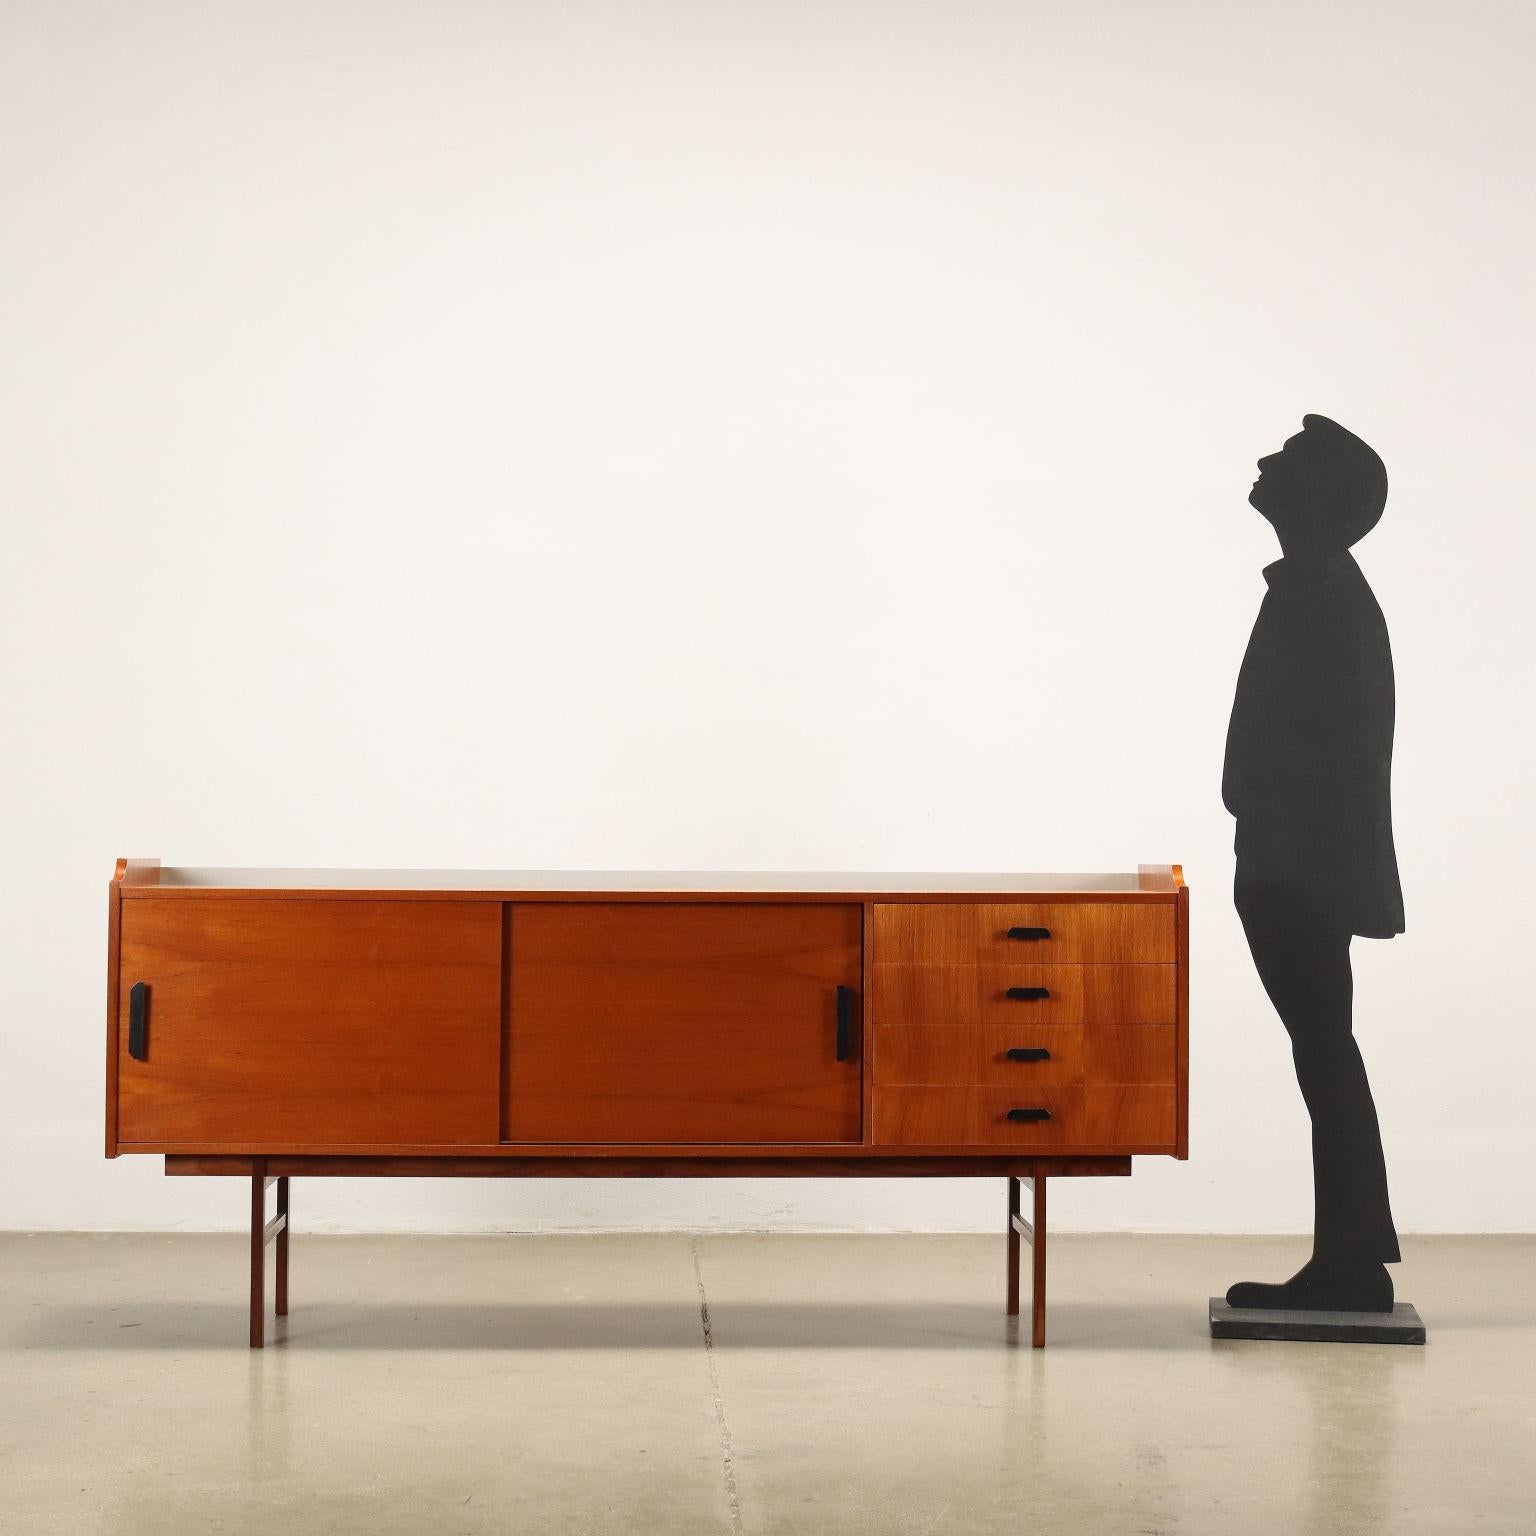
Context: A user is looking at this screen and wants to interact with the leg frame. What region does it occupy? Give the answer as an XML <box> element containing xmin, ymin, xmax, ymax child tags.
<box><xmin>1005</xmin><ymin>1174</ymin><xmax>1048</xmax><ymax>1347</ymax></box>
<box><xmin>249</xmin><ymin>1163</ymin><xmax>290</xmax><ymax>1349</ymax></box>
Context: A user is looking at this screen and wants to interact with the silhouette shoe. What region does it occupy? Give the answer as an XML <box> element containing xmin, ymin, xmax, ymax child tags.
<box><xmin>1225</xmin><ymin>1257</ymin><xmax>1394</xmax><ymax>1313</ymax></box>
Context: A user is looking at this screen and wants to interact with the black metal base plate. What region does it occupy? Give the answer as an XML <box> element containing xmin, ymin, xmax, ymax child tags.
<box><xmin>1209</xmin><ymin>1298</ymin><xmax>1425</xmax><ymax>1344</ymax></box>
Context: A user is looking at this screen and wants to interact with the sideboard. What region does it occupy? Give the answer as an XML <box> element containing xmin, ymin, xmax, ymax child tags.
<box><xmin>106</xmin><ymin>860</ymin><xmax>1189</xmax><ymax>1347</ymax></box>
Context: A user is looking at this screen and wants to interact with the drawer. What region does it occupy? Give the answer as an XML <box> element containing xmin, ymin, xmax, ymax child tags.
<box><xmin>874</xmin><ymin>1024</ymin><xmax>1085</xmax><ymax>1087</ymax></box>
<box><xmin>1081</xmin><ymin>1086</ymin><xmax>1178</xmax><ymax>1148</ymax></box>
<box><xmin>872</xmin><ymin>1085</ymin><xmax>1177</xmax><ymax>1149</ymax></box>
<box><xmin>873</xmin><ymin>902</ymin><xmax>1175</xmax><ymax>965</ymax></box>
<box><xmin>1085</xmin><ymin>1024</ymin><xmax>1178</xmax><ymax>1085</ymax></box>
<box><xmin>874</xmin><ymin>1023</ymin><xmax>1177</xmax><ymax>1087</ymax></box>
<box><xmin>873</xmin><ymin>963</ymin><xmax>1176</xmax><ymax>1026</ymax></box>
<box><xmin>873</xmin><ymin>1087</ymin><xmax>1084</xmax><ymax>1146</ymax></box>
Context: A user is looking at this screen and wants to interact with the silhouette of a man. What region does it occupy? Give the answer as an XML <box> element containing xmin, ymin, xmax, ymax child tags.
<box><xmin>1223</xmin><ymin>414</ymin><xmax>1403</xmax><ymax>1312</ymax></box>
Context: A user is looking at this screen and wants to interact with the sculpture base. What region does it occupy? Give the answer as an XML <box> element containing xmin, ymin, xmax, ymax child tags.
<box><xmin>1209</xmin><ymin>1298</ymin><xmax>1425</xmax><ymax>1345</ymax></box>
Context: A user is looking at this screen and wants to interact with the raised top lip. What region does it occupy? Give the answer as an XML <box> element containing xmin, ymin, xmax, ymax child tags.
<box><xmin>114</xmin><ymin>861</ymin><xmax>1185</xmax><ymax>895</ymax></box>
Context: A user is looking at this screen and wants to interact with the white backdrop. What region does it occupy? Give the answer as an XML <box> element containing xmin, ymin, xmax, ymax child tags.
<box><xmin>3</xmin><ymin>0</ymin><xmax>1533</xmax><ymax>1234</ymax></box>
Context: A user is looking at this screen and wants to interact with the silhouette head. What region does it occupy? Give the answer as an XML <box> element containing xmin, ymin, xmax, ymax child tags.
<box><xmin>1249</xmin><ymin>415</ymin><xmax>1387</xmax><ymax>555</ymax></box>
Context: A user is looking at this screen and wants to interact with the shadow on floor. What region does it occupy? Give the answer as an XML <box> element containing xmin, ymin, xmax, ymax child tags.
<box><xmin>16</xmin><ymin>1299</ymin><xmax>1210</xmax><ymax>1351</ymax></box>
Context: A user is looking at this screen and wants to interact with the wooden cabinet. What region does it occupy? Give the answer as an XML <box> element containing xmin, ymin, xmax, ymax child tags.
<box><xmin>108</xmin><ymin>867</ymin><xmax>1186</xmax><ymax>1160</ymax></box>
<box><xmin>105</xmin><ymin>861</ymin><xmax>1188</xmax><ymax>1347</ymax></box>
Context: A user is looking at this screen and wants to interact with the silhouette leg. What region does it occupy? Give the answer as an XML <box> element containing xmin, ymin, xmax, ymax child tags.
<box><xmin>1228</xmin><ymin>890</ymin><xmax>1398</xmax><ymax>1310</ymax></box>
<box><xmin>1292</xmin><ymin>1024</ymin><xmax>1397</xmax><ymax>1265</ymax></box>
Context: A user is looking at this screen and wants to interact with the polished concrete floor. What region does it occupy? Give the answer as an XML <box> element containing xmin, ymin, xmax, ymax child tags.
<box><xmin>1</xmin><ymin>1232</ymin><xmax>1530</xmax><ymax>1535</ymax></box>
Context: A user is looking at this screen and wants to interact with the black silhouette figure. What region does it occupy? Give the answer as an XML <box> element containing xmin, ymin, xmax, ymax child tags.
<box><xmin>1223</xmin><ymin>414</ymin><xmax>1403</xmax><ymax>1313</ymax></box>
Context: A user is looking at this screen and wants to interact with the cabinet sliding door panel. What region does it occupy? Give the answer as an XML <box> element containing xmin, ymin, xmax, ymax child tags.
<box><xmin>505</xmin><ymin>903</ymin><xmax>863</xmax><ymax>1144</ymax></box>
<box><xmin>117</xmin><ymin>900</ymin><xmax>501</xmax><ymax>1147</ymax></box>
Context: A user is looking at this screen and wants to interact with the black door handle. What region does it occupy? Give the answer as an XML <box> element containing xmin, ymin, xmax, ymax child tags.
<box><xmin>835</xmin><ymin>985</ymin><xmax>855</xmax><ymax>1062</ymax></box>
<box><xmin>1006</xmin><ymin>926</ymin><xmax>1051</xmax><ymax>942</ymax></box>
<box><xmin>128</xmin><ymin>981</ymin><xmax>149</xmax><ymax>1060</ymax></box>
<box><xmin>1005</xmin><ymin>986</ymin><xmax>1050</xmax><ymax>1002</ymax></box>
<box><xmin>1006</xmin><ymin>1107</ymin><xmax>1052</xmax><ymax>1123</ymax></box>
<box><xmin>1005</xmin><ymin>1047</ymin><xmax>1051</xmax><ymax>1062</ymax></box>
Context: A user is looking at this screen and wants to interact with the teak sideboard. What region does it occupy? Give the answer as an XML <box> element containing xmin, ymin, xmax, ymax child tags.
<box><xmin>105</xmin><ymin>861</ymin><xmax>1189</xmax><ymax>1347</ymax></box>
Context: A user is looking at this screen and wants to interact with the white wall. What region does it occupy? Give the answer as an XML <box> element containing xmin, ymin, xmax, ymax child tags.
<box><xmin>3</xmin><ymin>0</ymin><xmax>1533</xmax><ymax>1235</ymax></box>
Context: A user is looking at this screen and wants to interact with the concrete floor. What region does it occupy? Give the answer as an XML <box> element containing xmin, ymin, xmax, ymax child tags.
<box><xmin>1</xmin><ymin>1233</ymin><xmax>1531</xmax><ymax>1535</ymax></box>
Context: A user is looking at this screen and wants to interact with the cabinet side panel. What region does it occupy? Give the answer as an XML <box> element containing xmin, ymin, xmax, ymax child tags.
<box><xmin>860</xmin><ymin>903</ymin><xmax>874</xmax><ymax>1145</ymax></box>
<box><xmin>1177</xmin><ymin>881</ymin><xmax>1191</xmax><ymax>1158</ymax></box>
<box><xmin>105</xmin><ymin>876</ymin><xmax>122</xmax><ymax>1157</ymax></box>
<box><xmin>499</xmin><ymin>900</ymin><xmax>513</xmax><ymax>1142</ymax></box>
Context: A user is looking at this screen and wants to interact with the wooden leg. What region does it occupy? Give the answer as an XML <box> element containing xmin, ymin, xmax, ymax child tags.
<box><xmin>1031</xmin><ymin>1173</ymin><xmax>1048</xmax><ymax>1349</ymax></box>
<box><xmin>1007</xmin><ymin>1172</ymin><xmax>1049</xmax><ymax>1346</ymax></box>
<box><xmin>249</xmin><ymin>1164</ymin><xmax>289</xmax><ymax>1348</ymax></box>
<box><xmin>1006</xmin><ymin>1177</ymin><xmax>1021</xmax><ymax>1317</ymax></box>
<box><xmin>275</xmin><ymin>1177</ymin><xmax>289</xmax><ymax>1317</ymax></box>
<box><xmin>249</xmin><ymin>1165</ymin><xmax>266</xmax><ymax>1350</ymax></box>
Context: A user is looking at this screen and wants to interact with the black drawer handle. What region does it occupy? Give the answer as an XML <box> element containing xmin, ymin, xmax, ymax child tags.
<box><xmin>1006</xmin><ymin>1107</ymin><xmax>1052</xmax><ymax>1123</ymax></box>
<box><xmin>1005</xmin><ymin>986</ymin><xmax>1050</xmax><ymax>1002</ymax></box>
<box><xmin>835</xmin><ymin>985</ymin><xmax>855</xmax><ymax>1062</ymax></box>
<box><xmin>1006</xmin><ymin>926</ymin><xmax>1051</xmax><ymax>942</ymax></box>
<box><xmin>128</xmin><ymin>981</ymin><xmax>149</xmax><ymax>1060</ymax></box>
<box><xmin>1005</xmin><ymin>1047</ymin><xmax>1051</xmax><ymax>1063</ymax></box>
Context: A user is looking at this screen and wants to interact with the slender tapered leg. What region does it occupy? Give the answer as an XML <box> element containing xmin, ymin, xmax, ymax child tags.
<box><xmin>249</xmin><ymin>1164</ymin><xmax>266</xmax><ymax>1349</ymax></box>
<box><xmin>1031</xmin><ymin>1174</ymin><xmax>1048</xmax><ymax>1348</ymax></box>
<box><xmin>275</xmin><ymin>1177</ymin><xmax>289</xmax><ymax>1317</ymax></box>
<box><xmin>1006</xmin><ymin>1177</ymin><xmax>1021</xmax><ymax>1317</ymax></box>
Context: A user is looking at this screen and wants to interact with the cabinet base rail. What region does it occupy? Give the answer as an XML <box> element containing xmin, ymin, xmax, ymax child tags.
<box><xmin>198</xmin><ymin>1155</ymin><xmax>1130</xmax><ymax>1350</ymax></box>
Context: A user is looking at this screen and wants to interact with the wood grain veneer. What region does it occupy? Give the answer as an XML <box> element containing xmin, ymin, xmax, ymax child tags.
<box><xmin>873</xmin><ymin>1086</ymin><xmax>1177</xmax><ymax>1149</ymax></box>
<box><xmin>872</xmin><ymin>963</ymin><xmax>1177</xmax><ymax>1027</ymax></box>
<box><xmin>117</xmin><ymin>899</ymin><xmax>501</xmax><ymax>1146</ymax></box>
<box><xmin>874</xmin><ymin>1025</ymin><xmax>1088</xmax><ymax>1087</ymax></box>
<box><xmin>504</xmin><ymin>903</ymin><xmax>862</xmax><ymax>1144</ymax></box>
<box><xmin>1086</xmin><ymin>1023</ymin><xmax>1179</xmax><ymax>1085</ymax></box>
<box><xmin>872</xmin><ymin>902</ymin><xmax>1176</xmax><ymax>965</ymax></box>
<box><xmin>873</xmin><ymin>1023</ymin><xmax>1179</xmax><ymax>1088</ymax></box>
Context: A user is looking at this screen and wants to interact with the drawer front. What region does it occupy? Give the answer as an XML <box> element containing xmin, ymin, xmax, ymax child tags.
<box><xmin>1081</xmin><ymin>1086</ymin><xmax>1178</xmax><ymax>1148</ymax></box>
<box><xmin>873</xmin><ymin>1023</ymin><xmax>1177</xmax><ymax>1088</ymax></box>
<box><xmin>873</xmin><ymin>964</ymin><xmax>1176</xmax><ymax>1026</ymax></box>
<box><xmin>872</xmin><ymin>1085</ymin><xmax>1177</xmax><ymax>1149</ymax></box>
<box><xmin>873</xmin><ymin>902</ymin><xmax>1175</xmax><ymax>965</ymax></box>
<box><xmin>873</xmin><ymin>1087</ymin><xmax>1084</xmax><ymax>1147</ymax></box>
<box><xmin>1085</xmin><ymin>1024</ymin><xmax>1178</xmax><ymax>1085</ymax></box>
<box><xmin>505</xmin><ymin>903</ymin><xmax>863</xmax><ymax>1144</ymax></box>
<box><xmin>875</xmin><ymin>1024</ymin><xmax>1084</xmax><ymax>1087</ymax></box>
